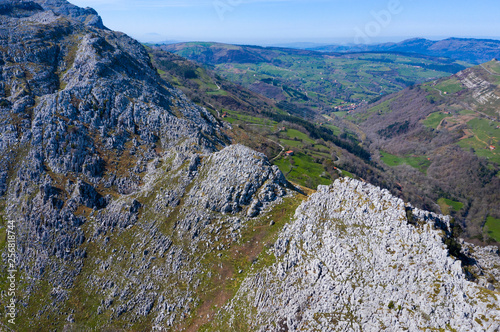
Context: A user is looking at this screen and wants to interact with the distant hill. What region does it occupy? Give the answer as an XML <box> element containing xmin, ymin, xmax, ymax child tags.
<box><xmin>160</xmin><ymin>42</ymin><xmax>321</xmax><ymax>65</ymax></box>
<box><xmin>310</xmin><ymin>37</ymin><xmax>500</xmax><ymax>65</ymax></box>
<box><xmin>152</xmin><ymin>43</ymin><xmax>500</xmax><ymax>241</ymax></box>
<box><xmin>162</xmin><ymin>41</ymin><xmax>468</xmax><ymax>110</ymax></box>
<box><xmin>350</xmin><ymin>60</ymin><xmax>500</xmax><ymax>236</ymax></box>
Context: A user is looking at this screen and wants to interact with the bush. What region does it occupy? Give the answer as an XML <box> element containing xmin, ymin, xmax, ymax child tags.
<box><xmin>183</xmin><ymin>69</ymin><xmax>198</xmax><ymax>79</ymax></box>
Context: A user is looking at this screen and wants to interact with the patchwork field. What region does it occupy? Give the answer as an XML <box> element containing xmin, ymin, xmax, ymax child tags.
<box><xmin>380</xmin><ymin>151</ymin><xmax>431</xmax><ymax>173</ymax></box>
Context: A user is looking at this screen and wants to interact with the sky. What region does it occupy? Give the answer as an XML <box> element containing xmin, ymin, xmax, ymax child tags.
<box><xmin>70</xmin><ymin>0</ymin><xmax>500</xmax><ymax>45</ymax></box>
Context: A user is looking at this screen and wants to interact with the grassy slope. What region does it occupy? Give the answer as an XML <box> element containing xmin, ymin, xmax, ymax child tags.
<box><xmin>438</xmin><ymin>198</ymin><xmax>464</xmax><ymax>215</ymax></box>
<box><xmin>380</xmin><ymin>151</ymin><xmax>431</xmax><ymax>173</ymax></box>
<box><xmin>485</xmin><ymin>216</ymin><xmax>500</xmax><ymax>242</ymax></box>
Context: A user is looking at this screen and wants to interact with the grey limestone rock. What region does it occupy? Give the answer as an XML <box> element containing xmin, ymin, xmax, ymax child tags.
<box><xmin>222</xmin><ymin>178</ymin><xmax>500</xmax><ymax>332</ymax></box>
<box><xmin>187</xmin><ymin>144</ymin><xmax>288</xmax><ymax>216</ymax></box>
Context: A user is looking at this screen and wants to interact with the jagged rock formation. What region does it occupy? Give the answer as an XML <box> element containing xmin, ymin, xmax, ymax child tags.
<box><xmin>456</xmin><ymin>66</ymin><xmax>500</xmax><ymax>107</ymax></box>
<box><xmin>0</xmin><ymin>1</ymin><xmax>499</xmax><ymax>331</ymax></box>
<box><xmin>217</xmin><ymin>178</ymin><xmax>500</xmax><ymax>331</ymax></box>
<box><xmin>1</xmin><ymin>0</ymin><xmax>222</xmax><ymax>286</ymax></box>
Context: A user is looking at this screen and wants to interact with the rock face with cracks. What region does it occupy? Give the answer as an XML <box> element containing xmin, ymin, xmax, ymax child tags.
<box><xmin>220</xmin><ymin>178</ymin><xmax>500</xmax><ymax>332</ymax></box>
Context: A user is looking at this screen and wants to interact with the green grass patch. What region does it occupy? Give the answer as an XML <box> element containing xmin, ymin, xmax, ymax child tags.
<box><xmin>279</xmin><ymin>139</ymin><xmax>303</xmax><ymax>148</ymax></box>
<box><xmin>484</xmin><ymin>216</ymin><xmax>500</xmax><ymax>242</ymax></box>
<box><xmin>274</xmin><ymin>152</ymin><xmax>332</xmax><ymax>189</ymax></box>
<box><xmin>434</xmin><ymin>77</ymin><xmax>464</xmax><ymax>94</ymax></box>
<box><xmin>333</xmin><ymin>111</ymin><xmax>348</xmax><ymax>118</ymax></box>
<box><xmin>380</xmin><ymin>151</ymin><xmax>431</xmax><ymax>173</ymax></box>
<box><xmin>285</xmin><ymin>129</ymin><xmax>315</xmax><ymax>143</ymax></box>
<box><xmin>437</xmin><ymin>198</ymin><xmax>464</xmax><ymax>215</ymax></box>
<box><xmin>223</xmin><ymin>109</ymin><xmax>277</xmax><ymax>126</ymax></box>
<box><xmin>323</xmin><ymin>124</ymin><xmax>342</xmax><ymax>136</ymax></box>
<box><xmin>482</xmin><ymin>60</ymin><xmax>500</xmax><ymax>75</ymax></box>
<box><xmin>341</xmin><ymin>170</ymin><xmax>354</xmax><ymax>178</ymax></box>
<box><xmin>313</xmin><ymin>144</ymin><xmax>330</xmax><ymax>152</ymax></box>
<box><xmin>422</xmin><ymin>112</ymin><xmax>452</xmax><ymax>129</ymax></box>
<box><xmin>457</xmin><ymin>118</ymin><xmax>500</xmax><ymax>164</ymax></box>
<box><xmin>206</xmin><ymin>90</ymin><xmax>228</xmax><ymax>96</ymax></box>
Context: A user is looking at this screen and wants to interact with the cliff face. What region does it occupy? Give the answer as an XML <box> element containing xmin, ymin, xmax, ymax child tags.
<box><xmin>0</xmin><ymin>1</ymin><xmax>499</xmax><ymax>331</ymax></box>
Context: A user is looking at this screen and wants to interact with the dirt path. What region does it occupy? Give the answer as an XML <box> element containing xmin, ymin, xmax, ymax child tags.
<box><xmin>436</xmin><ymin>117</ymin><xmax>448</xmax><ymax>130</ymax></box>
<box><xmin>267</xmin><ymin>138</ymin><xmax>285</xmax><ymax>161</ymax></box>
<box><xmin>459</xmin><ymin>129</ymin><xmax>474</xmax><ymax>140</ymax></box>
<box><xmin>433</xmin><ymin>87</ymin><xmax>444</xmax><ymax>97</ymax></box>
<box><xmin>473</xmin><ymin>133</ymin><xmax>489</xmax><ymax>146</ymax></box>
<box><xmin>460</xmin><ymin>128</ymin><xmax>490</xmax><ymax>147</ymax></box>
<box><xmin>206</xmin><ymin>102</ymin><xmax>220</xmax><ymax>117</ymax></box>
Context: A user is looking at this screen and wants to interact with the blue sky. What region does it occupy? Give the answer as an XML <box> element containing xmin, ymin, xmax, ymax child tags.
<box><xmin>70</xmin><ymin>0</ymin><xmax>500</xmax><ymax>45</ymax></box>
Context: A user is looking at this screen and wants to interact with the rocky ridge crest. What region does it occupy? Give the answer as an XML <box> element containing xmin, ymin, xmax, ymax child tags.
<box><xmin>218</xmin><ymin>178</ymin><xmax>500</xmax><ymax>331</ymax></box>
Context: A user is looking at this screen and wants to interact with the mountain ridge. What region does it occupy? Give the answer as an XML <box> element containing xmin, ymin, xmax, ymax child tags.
<box><xmin>0</xmin><ymin>1</ymin><xmax>499</xmax><ymax>330</ymax></box>
<box><xmin>309</xmin><ymin>37</ymin><xmax>500</xmax><ymax>65</ymax></box>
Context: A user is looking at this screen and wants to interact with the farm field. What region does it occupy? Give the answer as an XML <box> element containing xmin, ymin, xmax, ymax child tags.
<box><xmin>274</xmin><ymin>152</ymin><xmax>333</xmax><ymax>188</ymax></box>
<box><xmin>437</xmin><ymin>198</ymin><xmax>464</xmax><ymax>215</ymax></box>
<box><xmin>457</xmin><ymin>118</ymin><xmax>500</xmax><ymax>164</ymax></box>
<box><xmin>485</xmin><ymin>216</ymin><xmax>500</xmax><ymax>242</ymax></box>
<box><xmin>380</xmin><ymin>151</ymin><xmax>431</xmax><ymax>173</ymax></box>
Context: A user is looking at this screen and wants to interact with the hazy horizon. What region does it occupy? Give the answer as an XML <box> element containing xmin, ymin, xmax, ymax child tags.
<box><xmin>70</xmin><ymin>0</ymin><xmax>500</xmax><ymax>46</ymax></box>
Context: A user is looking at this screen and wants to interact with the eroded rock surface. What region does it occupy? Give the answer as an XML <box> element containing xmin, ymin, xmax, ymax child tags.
<box><xmin>221</xmin><ymin>178</ymin><xmax>500</xmax><ymax>332</ymax></box>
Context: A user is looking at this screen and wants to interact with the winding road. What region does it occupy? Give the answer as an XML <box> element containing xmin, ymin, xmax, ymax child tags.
<box><xmin>480</xmin><ymin>64</ymin><xmax>500</xmax><ymax>77</ymax></box>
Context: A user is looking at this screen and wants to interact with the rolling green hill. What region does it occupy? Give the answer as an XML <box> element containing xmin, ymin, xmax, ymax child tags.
<box><xmin>161</xmin><ymin>42</ymin><xmax>468</xmax><ymax>113</ymax></box>
<box><xmin>149</xmin><ymin>45</ymin><xmax>500</xmax><ymax>244</ymax></box>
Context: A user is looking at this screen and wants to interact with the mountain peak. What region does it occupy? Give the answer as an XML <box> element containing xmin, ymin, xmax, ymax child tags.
<box><xmin>32</xmin><ymin>0</ymin><xmax>105</xmax><ymax>28</ymax></box>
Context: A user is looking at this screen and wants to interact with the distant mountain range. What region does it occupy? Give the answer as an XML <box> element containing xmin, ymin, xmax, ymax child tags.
<box><xmin>308</xmin><ymin>37</ymin><xmax>500</xmax><ymax>64</ymax></box>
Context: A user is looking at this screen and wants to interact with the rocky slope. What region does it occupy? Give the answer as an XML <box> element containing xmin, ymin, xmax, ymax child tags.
<box><xmin>213</xmin><ymin>178</ymin><xmax>500</xmax><ymax>331</ymax></box>
<box><xmin>0</xmin><ymin>1</ymin><xmax>291</xmax><ymax>330</ymax></box>
<box><xmin>0</xmin><ymin>1</ymin><xmax>499</xmax><ymax>331</ymax></box>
